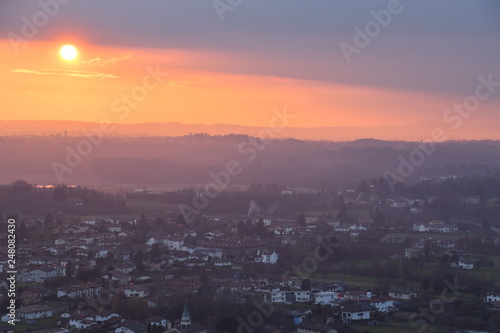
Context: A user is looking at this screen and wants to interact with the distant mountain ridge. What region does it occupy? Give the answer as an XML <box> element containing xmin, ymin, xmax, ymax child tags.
<box><xmin>1</xmin><ymin>133</ymin><xmax>500</xmax><ymax>191</ymax></box>
<box><xmin>1</xmin><ymin>120</ymin><xmax>498</xmax><ymax>141</ymax></box>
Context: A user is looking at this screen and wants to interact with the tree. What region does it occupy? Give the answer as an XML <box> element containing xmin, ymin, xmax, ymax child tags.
<box><xmin>301</xmin><ymin>278</ymin><xmax>311</xmax><ymax>290</ymax></box>
<box><xmin>176</xmin><ymin>213</ymin><xmax>186</xmax><ymax>225</ymax></box>
<box><xmin>76</xmin><ymin>270</ymin><xmax>92</xmax><ymax>283</ymax></box>
<box><xmin>490</xmin><ymin>312</ymin><xmax>500</xmax><ymax>329</ymax></box>
<box><xmin>459</xmin><ymin>301</ymin><xmax>476</xmax><ymax>316</ymax></box>
<box><xmin>216</xmin><ymin>316</ymin><xmax>239</xmax><ymax>333</ymax></box>
<box><xmin>256</xmin><ymin>219</ymin><xmax>266</xmax><ymax>236</ymax></box>
<box><xmin>150</xmin><ymin>244</ymin><xmax>161</xmax><ymax>259</ymax></box>
<box><xmin>17</xmin><ymin>220</ymin><xmax>28</xmax><ymax>242</ymax></box>
<box><xmin>136</xmin><ymin>213</ymin><xmax>150</xmax><ymax>242</ymax></box>
<box><xmin>53</xmin><ymin>185</ymin><xmax>67</xmax><ymax>202</ymax></box>
<box><xmin>66</xmin><ymin>261</ymin><xmax>73</xmax><ymax>280</ymax></box>
<box><xmin>138</xmin><ymin>213</ymin><xmax>148</xmax><ymax>228</ymax></box>
<box><xmin>482</xmin><ymin>218</ymin><xmax>491</xmax><ymax>230</ymax></box>
<box><xmin>297</xmin><ymin>212</ymin><xmax>306</xmax><ymax>226</ymax></box>
<box><xmin>336</xmin><ymin>205</ymin><xmax>347</xmax><ymax>220</ymax></box>
<box><xmin>373</xmin><ymin>207</ymin><xmax>385</xmax><ymax>225</ymax></box>
<box><xmin>44</xmin><ymin>213</ymin><xmax>54</xmax><ymax>232</ymax></box>
<box><xmin>237</xmin><ymin>220</ymin><xmax>247</xmax><ymax>235</ymax></box>
<box><xmin>133</xmin><ymin>250</ymin><xmax>144</xmax><ymax>269</ymax></box>
<box><xmin>422</xmin><ymin>276</ymin><xmax>431</xmax><ymax>291</ymax></box>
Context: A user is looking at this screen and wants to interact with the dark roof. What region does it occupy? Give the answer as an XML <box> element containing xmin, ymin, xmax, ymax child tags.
<box><xmin>32</xmin><ymin>267</ymin><xmax>57</xmax><ymax>272</ymax></box>
<box><xmin>122</xmin><ymin>321</ymin><xmax>147</xmax><ymax>333</ymax></box>
<box><xmin>338</xmin><ymin>326</ymin><xmax>360</xmax><ymax>333</ymax></box>
<box><xmin>17</xmin><ymin>305</ymin><xmax>53</xmax><ymax>313</ymax></box>
<box><xmin>296</xmin><ymin>322</ymin><xmax>335</xmax><ymax>333</ymax></box>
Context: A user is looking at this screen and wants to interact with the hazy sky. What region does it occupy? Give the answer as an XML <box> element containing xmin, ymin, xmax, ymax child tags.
<box><xmin>1</xmin><ymin>0</ymin><xmax>499</xmax><ymax>137</ymax></box>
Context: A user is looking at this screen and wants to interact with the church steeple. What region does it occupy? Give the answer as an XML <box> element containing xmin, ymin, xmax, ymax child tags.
<box><xmin>181</xmin><ymin>300</ymin><xmax>191</xmax><ymax>333</ymax></box>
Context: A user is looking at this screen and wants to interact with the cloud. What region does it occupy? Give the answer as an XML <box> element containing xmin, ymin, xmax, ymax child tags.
<box><xmin>84</xmin><ymin>53</ymin><xmax>132</xmax><ymax>68</ymax></box>
<box><xmin>11</xmin><ymin>69</ymin><xmax>118</xmax><ymax>79</ymax></box>
<box><xmin>166</xmin><ymin>79</ymin><xmax>212</xmax><ymax>88</ymax></box>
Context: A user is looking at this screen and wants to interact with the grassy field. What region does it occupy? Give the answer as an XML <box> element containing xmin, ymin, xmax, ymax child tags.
<box><xmin>14</xmin><ymin>316</ymin><xmax>60</xmax><ymax>333</ymax></box>
<box><xmin>353</xmin><ymin>321</ymin><xmax>444</xmax><ymax>333</ymax></box>
<box><xmin>347</xmin><ymin>253</ymin><xmax>500</xmax><ymax>285</ymax></box>
<box><xmin>311</xmin><ymin>272</ymin><xmax>380</xmax><ymax>286</ymax></box>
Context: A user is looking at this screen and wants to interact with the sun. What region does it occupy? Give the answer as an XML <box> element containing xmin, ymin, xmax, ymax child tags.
<box><xmin>60</xmin><ymin>45</ymin><xmax>78</xmax><ymax>61</ymax></box>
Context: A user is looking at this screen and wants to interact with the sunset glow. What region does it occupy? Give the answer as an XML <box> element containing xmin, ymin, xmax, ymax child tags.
<box><xmin>59</xmin><ymin>45</ymin><xmax>78</xmax><ymax>61</ymax></box>
<box><xmin>0</xmin><ymin>1</ymin><xmax>499</xmax><ymax>141</ymax></box>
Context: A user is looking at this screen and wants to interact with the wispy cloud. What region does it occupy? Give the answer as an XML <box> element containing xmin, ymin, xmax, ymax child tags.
<box><xmin>166</xmin><ymin>79</ymin><xmax>212</xmax><ymax>88</ymax></box>
<box><xmin>84</xmin><ymin>53</ymin><xmax>132</xmax><ymax>68</ymax></box>
<box><xmin>11</xmin><ymin>69</ymin><xmax>118</xmax><ymax>79</ymax></box>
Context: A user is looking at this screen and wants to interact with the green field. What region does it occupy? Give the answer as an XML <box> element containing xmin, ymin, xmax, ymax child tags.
<box><xmin>353</xmin><ymin>321</ymin><xmax>443</xmax><ymax>333</ymax></box>
<box><xmin>14</xmin><ymin>316</ymin><xmax>60</xmax><ymax>333</ymax></box>
<box><xmin>354</xmin><ymin>320</ymin><xmax>500</xmax><ymax>333</ymax></box>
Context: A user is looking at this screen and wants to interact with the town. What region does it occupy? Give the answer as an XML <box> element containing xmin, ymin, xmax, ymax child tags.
<box><xmin>1</xmin><ymin>174</ymin><xmax>500</xmax><ymax>333</ymax></box>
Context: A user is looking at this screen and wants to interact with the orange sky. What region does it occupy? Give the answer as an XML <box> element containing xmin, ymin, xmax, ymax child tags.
<box><xmin>0</xmin><ymin>1</ymin><xmax>499</xmax><ymax>140</ymax></box>
<box><xmin>0</xmin><ymin>40</ymin><xmax>473</xmax><ymax>130</ymax></box>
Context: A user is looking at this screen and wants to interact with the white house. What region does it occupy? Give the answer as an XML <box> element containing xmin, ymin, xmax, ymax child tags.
<box><xmin>57</xmin><ymin>283</ymin><xmax>102</xmax><ymax>299</ymax></box>
<box><xmin>264</xmin><ymin>290</ymin><xmax>287</xmax><ymax>303</ymax></box>
<box><xmin>69</xmin><ymin>314</ymin><xmax>94</xmax><ymax>329</ymax></box>
<box><xmin>146</xmin><ymin>316</ymin><xmax>171</xmax><ymax>330</ymax></box>
<box><xmin>458</xmin><ymin>260</ymin><xmax>475</xmax><ymax>270</ymax></box>
<box><xmin>123</xmin><ymin>285</ymin><xmax>149</xmax><ymax>298</ymax></box>
<box><xmin>165</xmin><ymin>237</ymin><xmax>183</xmax><ymax>250</ymax></box>
<box><xmin>146</xmin><ymin>237</ymin><xmax>156</xmax><ymax>246</ymax></box>
<box><xmin>432</xmin><ymin>224</ymin><xmax>458</xmax><ymax>233</ymax></box>
<box><xmin>485</xmin><ymin>292</ymin><xmax>500</xmax><ymax>303</ymax></box>
<box><xmin>341</xmin><ymin>303</ymin><xmax>370</xmax><ymax>322</ymax></box>
<box><xmin>81</xmin><ymin>218</ymin><xmax>97</xmax><ymax>225</ymax></box>
<box><xmin>369</xmin><ymin>297</ymin><xmax>395</xmax><ymax>313</ymax></box>
<box><xmin>388</xmin><ymin>289</ymin><xmax>417</xmax><ymax>300</ymax></box>
<box><xmin>107</xmin><ymin>226</ymin><xmax>122</xmax><ymax>233</ymax></box>
<box><xmin>451</xmin><ymin>260</ymin><xmax>475</xmax><ymax>270</ymax></box>
<box><xmin>263</xmin><ymin>290</ymin><xmax>311</xmax><ymax>303</ymax></box>
<box><xmin>413</xmin><ymin>223</ymin><xmax>458</xmax><ymax>233</ymax></box>
<box><xmin>314</xmin><ymin>292</ymin><xmax>342</xmax><ymax>305</ymax></box>
<box><xmin>413</xmin><ymin>224</ymin><xmax>429</xmax><ymax>232</ymax></box>
<box><xmin>95</xmin><ymin>249</ymin><xmax>109</xmax><ymax>258</ymax></box>
<box><xmin>294</xmin><ymin>291</ymin><xmax>311</xmax><ymax>303</ymax></box>
<box><xmin>17</xmin><ymin>305</ymin><xmax>53</xmax><ymax>320</ymax></box>
<box><xmin>29</xmin><ymin>267</ymin><xmax>58</xmax><ymax>283</ymax></box>
<box><xmin>214</xmin><ymin>259</ymin><xmax>233</xmax><ymax>267</ymax></box>
<box><xmin>80</xmin><ymin>237</ymin><xmax>94</xmax><ymax>245</ymax></box>
<box><xmin>259</xmin><ymin>250</ymin><xmax>279</xmax><ymax>264</ymax></box>
<box><xmin>55</xmin><ymin>239</ymin><xmax>68</xmax><ymax>245</ymax></box>
<box><xmin>95</xmin><ymin>311</ymin><xmax>120</xmax><ymax>322</ymax></box>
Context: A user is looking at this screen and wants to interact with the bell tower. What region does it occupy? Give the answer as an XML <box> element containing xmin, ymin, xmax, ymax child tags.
<box><xmin>181</xmin><ymin>300</ymin><xmax>191</xmax><ymax>333</ymax></box>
